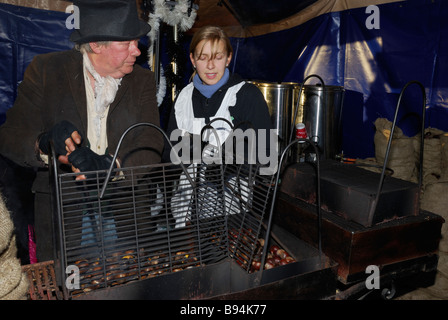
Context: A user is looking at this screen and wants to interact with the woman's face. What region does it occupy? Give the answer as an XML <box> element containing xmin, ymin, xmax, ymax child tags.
<box><xmin>190</xmin><ymin>39</ymin><xmax>232</xmax><ymax>86</ymax></box>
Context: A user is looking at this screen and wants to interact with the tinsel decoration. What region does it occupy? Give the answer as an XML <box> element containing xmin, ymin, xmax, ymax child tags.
<box><xmin>151</xmin><ymin>0</ymin><xmax>197</xmax><ymax>32</ymax></box>
<box><xmin>156</xmin><ymin>63</ymin><xmax>166</xmax><ymax>107</ymax></box>
<box><xmin>145</xmin><ymin>0</ymin><xmax>197</xmax><ymax>106</ymax></box>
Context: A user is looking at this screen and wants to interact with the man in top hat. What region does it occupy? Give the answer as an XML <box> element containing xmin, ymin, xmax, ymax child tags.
<box><xmin>0</xmin><ymin>0</ymin><xmax>164</xmax><ymax>261</ymax></box>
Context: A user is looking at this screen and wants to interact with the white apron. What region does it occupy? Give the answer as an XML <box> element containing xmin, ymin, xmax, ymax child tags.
<box><xmin>169</xmin><ymin>81</ymin><xmax>252</xmax><ymax>228</ymax></box>
<box><xmin>175</xmin><ymin>81</ymin><xmax>245</xmax><ymax>146</ymax></box>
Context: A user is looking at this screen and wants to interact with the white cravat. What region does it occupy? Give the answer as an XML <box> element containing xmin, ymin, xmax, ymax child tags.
<box><xmin>82</xmin><ymin>51</ymin><xmax>122</xmax><ymax>155</ymax></box>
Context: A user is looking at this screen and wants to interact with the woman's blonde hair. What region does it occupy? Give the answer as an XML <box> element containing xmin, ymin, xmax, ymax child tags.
<box><xmin>189</xmin><ymin>26</ymin><xmax>233</xmax><ymax>80</ymax></box>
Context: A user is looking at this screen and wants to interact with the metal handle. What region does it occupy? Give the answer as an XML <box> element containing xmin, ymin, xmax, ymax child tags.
<box><xmin>257</xmin><ymin>139</ymin><xmax>323</xmax><ymax>284</ymax></box>
<box><xmin>100</xmin><ymin>118</ymin><xmax>248</xmax><ymax>199</ymax></box>
<box><xmin>199</xmin><ymin>116</ymin><xmax>235</xmax><ymax>148</ymax></box>
<box><xmin>100</xmin><ymin>122</ymin><xmax>194</xmax><ymax>199</ymax></box>
<box><xmin>288</xmin><ymin>74</ymin><xmax>326</xmax><ymax>145</ymax></box>
<box><xmin>369</xmin><ymin>80</ymin><xmax>427</xmax><ymax>219</ymax></box>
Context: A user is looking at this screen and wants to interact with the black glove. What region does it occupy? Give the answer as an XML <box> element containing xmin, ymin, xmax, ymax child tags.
<box><xmin>68</xmin><ymin>147</ymin><xmax>116</xmax><ymax>178</ymax></box>
<box><xmin>38</xmin><ymin>120</ymin><xmax>80</xmax><ymax>156</ymax></box>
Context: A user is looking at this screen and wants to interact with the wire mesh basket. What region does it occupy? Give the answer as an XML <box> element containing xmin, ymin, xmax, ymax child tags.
<box><xmin>51</xmin><ymin>123</ymin><xmax>282</xmax><ymax>298</ymax></box>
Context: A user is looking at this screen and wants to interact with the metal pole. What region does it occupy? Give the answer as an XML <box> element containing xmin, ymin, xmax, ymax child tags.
<box><xmin>154</xmin><ymin>22</ymin><xmax>161</xmax><ymax>87</ymax></box>
<box><xmin>172</xmin><ymin>24</ymin><xmax>178</xmax><ymax>102</ymax></box>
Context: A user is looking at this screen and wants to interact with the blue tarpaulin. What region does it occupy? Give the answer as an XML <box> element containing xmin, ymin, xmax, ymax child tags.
<box><xmin>1</xmin><ymin>0</ymin><xmax>447</xmax><ymax>159</ymax></box>
<box><xmin>228</xmin><ymin>0</ymin><xmax>448</xmax><ymax>158</ymax></box>
<box><xmin>0</xmin><ymin>4</ymin><xmax>73</xmax><ymax>123</ymax></box>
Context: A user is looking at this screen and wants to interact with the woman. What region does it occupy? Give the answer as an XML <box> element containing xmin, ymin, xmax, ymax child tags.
<box><xmin>165</xmin><ymin>25</ymin><xmax>275</xmax><ymax>165</ymax></box>
<box><xmin>163</xmin><ymin>26</ymin><xmax>277</xmax><ymax>229</ymax></box>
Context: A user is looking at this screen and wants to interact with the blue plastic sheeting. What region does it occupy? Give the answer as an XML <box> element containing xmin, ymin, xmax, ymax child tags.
<box><xmin>0</xmin><ymin>3</ymin><xmax>73</xmax><ymax>124</ymax></box>
<box><xmin>1</xmin><ymin>1</ymin><xmax>448</xmax><ymax>159</ymax></box>
<box><xmin>229</xmin><ymin>0</ymin><xmax>448</xmax><ymax>158</ymax></box>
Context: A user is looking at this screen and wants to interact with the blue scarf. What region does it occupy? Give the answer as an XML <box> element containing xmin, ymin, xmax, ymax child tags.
<box><xmin>193</xmin><ymin>68</ymin><xmax>230</xmax><ymax>98</ymax></box>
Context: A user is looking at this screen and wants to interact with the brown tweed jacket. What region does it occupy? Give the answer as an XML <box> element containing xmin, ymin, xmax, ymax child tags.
<box><xmin>0</xmin><ymin>49</ymin><xmax>164</xmax><ymax>164</ymax></box>
<box><xmin>0</xmin><ymin>49</ymin><xmax>164</xmax><ymax>191</ymax></box>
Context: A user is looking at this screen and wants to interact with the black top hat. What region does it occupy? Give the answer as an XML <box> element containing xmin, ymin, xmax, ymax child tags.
<box><xmin>70</xmin><ymin>0</ymin><xmax>151</xmax><ymax>44</ymax></box>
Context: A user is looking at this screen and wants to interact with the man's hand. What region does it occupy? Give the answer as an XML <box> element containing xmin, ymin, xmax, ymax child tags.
<box><xmin>68</xmin><ymin>147</ymin><xmax>115</xmax><ymax>180</ymax></box>
<box><xmin>38</xmin><ymin>121</ymin><xmax>82</xmax><ymax>159</ymax></box>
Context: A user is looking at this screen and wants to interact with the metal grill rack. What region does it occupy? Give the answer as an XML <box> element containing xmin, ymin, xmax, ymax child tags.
<box><xmin>22</xmin><ymin>260</ymin><xmax>65</xmax><ymax>300</ymax></box>
<box><xmin>52</xmin><ymin>123</ymin><xmax>283</xmax><ymax>298</ymax></box>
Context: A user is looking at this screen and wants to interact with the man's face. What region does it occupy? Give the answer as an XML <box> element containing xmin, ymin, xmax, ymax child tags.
<box><xmin>90</xmin><ymin>40</ymin><xmax>141</xmax><ymax>79</ymax></box>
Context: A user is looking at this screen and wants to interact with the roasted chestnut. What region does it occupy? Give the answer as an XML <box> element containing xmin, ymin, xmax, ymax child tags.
<box><xmin>276</xmin><ymin>249</ymin><xmax>288</xmax><ymax>259</ymax></box>
<box><xmin>269</xmin><ymin>245</ymin><xmax>280</xmax><ymax>254</ymax></box>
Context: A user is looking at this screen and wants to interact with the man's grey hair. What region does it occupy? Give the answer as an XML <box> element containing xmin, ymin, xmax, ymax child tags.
<box><xmin>74</xmin><ymin>41</ymin><xmax>110</xmax><ymax>53</ymax></box>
